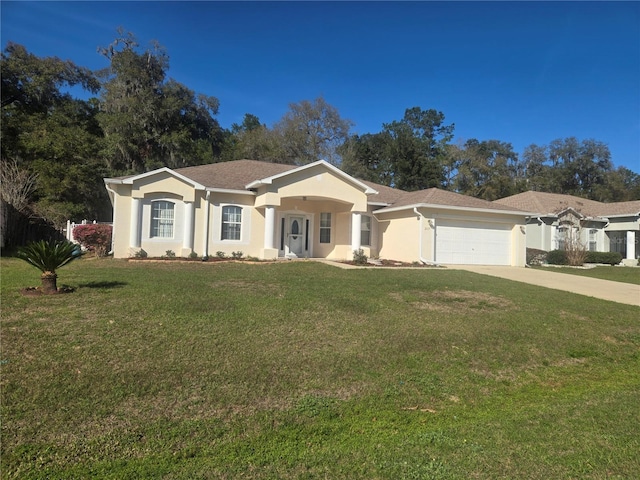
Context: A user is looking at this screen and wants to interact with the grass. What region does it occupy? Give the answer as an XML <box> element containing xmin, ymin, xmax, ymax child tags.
<box><xmin>534</xmin><ymin>265</ymin><xmax>640</xmax><ymax>285</ymax></box>
<box><xmin>2</xmin><ymin>257</ymin><xmax>639</xmax><ymax>479</ymax></box>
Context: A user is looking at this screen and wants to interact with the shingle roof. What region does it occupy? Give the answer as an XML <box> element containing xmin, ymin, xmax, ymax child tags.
<box><xmin>375</xmin><ymin>187</ymin><xmax>528</xmax><ymax>213</ymax></box>
<box><xmin>360</xmin><ymin>180</ymin><xmax>406</xmax><ymax>204</ymax></box>
<box><xmin>109</xmin><ymin>160</ymin><xmax>529</xmax><ymax>213</ymax></box>
<box><xmin>495</xmin><ymin>191</ymin><xmax>640</xmax><ymax>217</ymax></box>
<box><xmin>173</xmin><ymin>160</ymin><xmax>297</xmax><ymax>190</ymax></box>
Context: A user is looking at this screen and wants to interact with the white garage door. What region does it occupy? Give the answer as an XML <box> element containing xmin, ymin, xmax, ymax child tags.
<box><xmin>436</xmin><ymin>220</ymin><xmax>512</xmax><ymax>265</ymax></box>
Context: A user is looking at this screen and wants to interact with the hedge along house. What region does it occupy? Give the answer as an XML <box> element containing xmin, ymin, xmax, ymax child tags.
<box><xmin>104</xmin><ymin>159</ymin><xmax>530</xmax><ymax>266</ymax></box>
<box><xmin>495</xmin><ymin>191</ymin><xmax>640</xmax><ymax>265</ymax></box>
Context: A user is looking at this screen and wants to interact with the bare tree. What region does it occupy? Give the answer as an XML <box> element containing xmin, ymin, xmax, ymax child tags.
<box><xmin>557</xmin><ymin>209</ymin><xmax>588</xmax><ymax>266</ymax></box>
<box><xmin>0</xmin><ymin>159</ymin><xmax>38</xmax><ymax>213</ymax></box>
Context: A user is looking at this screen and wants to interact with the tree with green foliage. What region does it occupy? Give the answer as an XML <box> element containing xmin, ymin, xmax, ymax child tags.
<box><xmin>17</xmin><ymin>240</ymin><xmax>83</xmax><ymax>294</ymax></box>
<box><xmin>598</xmin><ymin>166</ymin><xmax>640</xmax><ymax>202</ymax></box>
<box><xmin>548</xmin><ymin>137</ymin><xmax>613</xmax><ymax>197</ymax></box>
<box><xmin>519</xmin><ymin>137</ymin><xmax>616</xmax><ymax>200</ymax></box>
<box><xmin>97</xmin><ymin>30</ymin><xmax>221</xmax><ymax>172</ymax></box>
<box><xmin>383</xmin><ymin>107</ymin><xmax>454</xmax><ymax>191</ymax></box>
<box><xmin>1</xmin><ymin>43</ymin><xmax>106</xmax><ymax>227</ymax></box>
<box><xmin>454</xmin><ymin>139</ymin><xmax>521</xmax><ymax>200</ymax></box>
<box><xmin>340</xmin><ymin>132</ymin><xmax>395</xmax><ymax>185</ymax></box>
<box><xmin>341</xmin><ymin>107</ymin><xmax>454</xmax><ymax>190</ymax></box>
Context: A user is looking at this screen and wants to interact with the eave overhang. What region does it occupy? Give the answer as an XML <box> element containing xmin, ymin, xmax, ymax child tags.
<box><xmin>373</xmin><ymin>202</ymin><xmax>533</xmax><ymax>217</ymax></box>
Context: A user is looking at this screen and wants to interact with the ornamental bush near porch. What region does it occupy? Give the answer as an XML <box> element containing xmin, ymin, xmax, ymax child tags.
<box><xmin>73</xmin><ymin>224</ymin><xmax>112</xmax><ymax>257</ymax></box>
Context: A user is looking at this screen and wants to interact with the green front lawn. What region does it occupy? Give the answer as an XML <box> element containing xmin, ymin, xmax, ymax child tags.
<box><xmin>535</xmin><ymin>265</ymin><xmax>640</xmax><ymax>285</ymax></box>
<box><xmin>2</xmin><ymin>258</ymin><xmax>639</xmax><ymax>479</ymax></box>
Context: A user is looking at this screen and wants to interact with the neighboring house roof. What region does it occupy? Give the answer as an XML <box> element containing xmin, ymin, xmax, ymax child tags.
<box><xmin>495</xmin><ymin>191</ymin><xmax>640</xmax><ymax>218</ymax></box>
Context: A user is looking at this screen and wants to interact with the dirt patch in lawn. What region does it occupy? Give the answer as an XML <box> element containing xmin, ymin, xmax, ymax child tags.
<box><xmin>389</xmin><ymin>289</ymin><xmax>516</xmax><ymax>313</ymax></box>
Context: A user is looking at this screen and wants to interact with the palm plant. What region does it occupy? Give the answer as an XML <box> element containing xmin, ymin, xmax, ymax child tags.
<box><xmin>17</xmin><ymin>240</ymin><xmax>83</xmax><ymax>294</ymax></box>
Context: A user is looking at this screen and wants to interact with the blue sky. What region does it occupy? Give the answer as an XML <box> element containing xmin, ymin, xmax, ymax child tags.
<box><xmin>2</xmin><ymin>1</ymin><xmax>639</xmax><ymax>172</ymax></box>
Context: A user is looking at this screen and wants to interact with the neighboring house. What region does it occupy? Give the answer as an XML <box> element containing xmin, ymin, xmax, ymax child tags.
<box><xmin>104</xmin><ymin>159</ymin><xmax>530</xmax><ymax>266</ymax></box>
<box><xmin>495</xmin><ymin>191</ymin><xmax>640</xmax><ymax>265</ymax></box>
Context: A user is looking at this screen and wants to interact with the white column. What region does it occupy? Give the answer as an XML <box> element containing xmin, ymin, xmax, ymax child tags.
<box><xmin>130</xmin><ymin>197</ymin><xmax>141</xmax><ymax>248</ymax></box>
<box><xmin>597</xmin><ymin>228</ymin><xmax>606</xmax><ymax>252</ymax></box>
<box><xmin>351</xmin><ymin>212</ymin><xmax>362</xmax><ymax>252</ymax></box>
<box><xmin>264</xmin><ymin>206</ymin><xmax>276</xmax><ymax>250</ymax></box>
<box><xmin>183</xmin><ymin>201</ymin><xmax>194</xmax><ymax>251</ymax></box>
<box><xmin>203</xmin><ymin>192</ymin><xmax>211</xmax><ymax>258</ymax></box>
<box><xmin>626</xmin><ymin>231</ymin><xmax>635</xmax><ymax>260</ymax></box>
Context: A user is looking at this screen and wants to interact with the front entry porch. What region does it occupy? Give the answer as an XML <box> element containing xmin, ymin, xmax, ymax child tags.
<box><xmin>260</xmin><ymin>199</ymin><xmax>367</xmax><ymax>261</ymax></box>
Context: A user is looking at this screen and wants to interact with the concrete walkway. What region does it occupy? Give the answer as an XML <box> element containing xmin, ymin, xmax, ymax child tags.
<box><xmin>451</xmin><ymin>265</ymin><xmax>640</xmax><ymax>307</ymax></box>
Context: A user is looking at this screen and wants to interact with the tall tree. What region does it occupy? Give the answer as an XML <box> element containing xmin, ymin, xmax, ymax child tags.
<box><xmin>597</xmin><ymin>166</ymin><xmax>640</xmax><ymax>202</ymax></box>
<box><xmin>274</xmin><ymin>96</ymin><xmax>353</xmax><ymax>165</ymax></box>
<box><xmin>97</xmin><ymin>30</ymin><xmax>221</xmax><ymax>172</ymax></box>
<box><xmin>382</xmin><ymin>107</ymin><xmax>454</xmax><ymax>191</ymax></box>
<box><xmin>339</xmin><ymin>132</ymin><xmax>394</xmax><ymax>185</ymax></box>
<box><xmin>523</xmin><ymin>137</ymin><xmax>614</xmax><ymax>198</ymax></box>
<box><xmin>455</xmin><ymin>139</ymin><xmax>520</xmax><ymax>200</ymax></box>
<box><xmin>1</xmin><ymin>43</ymin><xmax>106</xmax><ymax>226</ymax></box>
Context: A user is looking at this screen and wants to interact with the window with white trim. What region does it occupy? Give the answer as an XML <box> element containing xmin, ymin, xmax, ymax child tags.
<box><xmin>557</xmin><ymin>226</ymin><xmax>567</xmax><ymax>251</ymax></box>
<box><xmin>222</xmin><ymin>205</ymin><xmax>242</xmax><ymax>240</ymax></box>
<box><xmin>361</xmin><ymin>215</ymin><xmax>371</xmax><ymax>246</ymax></box>
<box><xmin>589</xmin><ymin>229</ymin><xmax>597</xmax><ymax>252</ymax></box>
<box><xmin>319</xmin><ymin>212</ymin><xmax>331</xmax><ymax>244</ymax></box>
<box><xmin>151</xmin><ymin>201</ymin><xmax>175</xmax><ymax>238</ymax></box>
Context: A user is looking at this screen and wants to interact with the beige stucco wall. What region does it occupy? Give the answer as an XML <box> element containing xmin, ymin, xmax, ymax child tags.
<box><xmin>110</xmin><ymin>183</ymin><xmax>133</xmax><ymax>258</ymax></box>
<box><xmin>254</xmin><ymin>166</ymin><xmax>369</xmax><ymax>212</ymax></box>
<box><xmin>108</xmin><ymin>165</ymin><xmax>526</xmax><ymax>265</ymax></box>
<box><xmin>375</xmin><ymin>207</ymin><xmax>527</xmax><ymax>266</ymax></box>
<box><xmin>376</xmin><ymin>210</ymin><xmax>420</xmax><ymax>263</ymax></box>
<box><xmin>133</xmin><ymin>172</ymin><xmax>197</xmax><ymax>202</ymax></box>
<box><xmin>109</xmin><ymin>164</ymin><xmax>380</xmax><ymax>260</ymax></box>
<box><xmin>205</xmin><ymin>192</ymin><xmax>260</xmax><ymax>258</ymax></box>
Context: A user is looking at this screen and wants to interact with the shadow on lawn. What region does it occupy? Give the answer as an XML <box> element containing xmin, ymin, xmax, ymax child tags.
<box><xmin>78</xmin><ymin>281</ymin><xmax>128</xmax><ymax>289</ymax></box>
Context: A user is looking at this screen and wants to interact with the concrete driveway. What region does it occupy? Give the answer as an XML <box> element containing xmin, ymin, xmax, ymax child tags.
<box><xmin>452</xmin><ymin>265</ymin><xmax>640</xmax><ymax>307</ymax></box>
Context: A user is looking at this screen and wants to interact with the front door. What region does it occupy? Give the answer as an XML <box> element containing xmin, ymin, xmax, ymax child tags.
<box><xmin>288</xmin><ymin>215</ymin><xmax>305</xmax><ymax>256</ymax></box>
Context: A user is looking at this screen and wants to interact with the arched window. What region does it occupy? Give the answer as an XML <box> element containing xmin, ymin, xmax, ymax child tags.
<box><xmin>222</xmin><ymin>206</ymin><xmax>242</xmax><ymax>240</ymax></box>
<box><xmin>151</xmin><ymin>201</ymin><xmax>174</xmax><ymax>238</ymax></box>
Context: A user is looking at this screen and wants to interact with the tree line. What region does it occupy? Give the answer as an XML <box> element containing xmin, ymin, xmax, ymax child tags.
<box><xmin>2</xmin><ymin>32</ymin><xmax>639</xmax><ymax>232</ymax></box>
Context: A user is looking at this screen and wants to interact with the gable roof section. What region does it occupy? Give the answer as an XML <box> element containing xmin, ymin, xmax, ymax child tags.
<box><xmin>105</xmin><ymin>167</ymin><xmax>208</xmax><ymax>190</ymax></box>
<box><xmin>245</xmin><ymin>160</ymin><xmax>378</xmax><ymax>195</ymax></box>
<box><xmin>495</xmin><ymin>191</ymin><xmax>640</xmax><ymax>218</ymax></box>
<box><xmin>374</xmin><ymin>187</ymin><xmax>529</xmax><ymax>215</ymax></box>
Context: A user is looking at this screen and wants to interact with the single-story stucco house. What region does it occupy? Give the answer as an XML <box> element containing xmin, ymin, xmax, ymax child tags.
<box><xmin>104</xmin><ymin>159</ymin><xmax>530</xmax><ymax>266</ymax></box>
<box><xmin>495</xmin><ymin>191</ymin><xmax>640</xmax><ymax>265</ymax></box>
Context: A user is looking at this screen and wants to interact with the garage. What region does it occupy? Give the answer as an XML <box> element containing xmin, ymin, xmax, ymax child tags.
<box><xmin>435</xmin><ymin>220</ymin><xmax>512</xmax><ymax>265</ymax></box>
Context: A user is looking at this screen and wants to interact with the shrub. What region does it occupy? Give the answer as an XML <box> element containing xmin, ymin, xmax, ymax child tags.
<box><xmin>189</xmin><ymin>252</ymin><xmax>198</xmax><ymax>259</ymax></box>
<box><xmin>585</xmin><ymin>251</ymin><xmax>622</xmax><ymax>265</ymax></box>
<box><xmin>526</xmin><ymin>248</ymin><xmax>547</xmax><ymax>266</ymax></box>
<box><xmin>215</xmin><ymin>251</ymin><xmax>226</xmax><ymax>259</ymax></box>
<box><xmin>546</xmin><ymin>250</ymin><xmax>567</xmax><ymax>265</ymax></box>
<box><xmin>133</xmin><ymin>249</ymin><xmax>147</xmax><ymax>258</ymax></box>
<box><xmin>163</xmin><ymin>250</ymin><xmax>176</xmax><ymax>258</ymax></box>
<box><xmin>73</xmin><ymin>224</ymin><xmax>112</xmax><ymax>257</ymax></box>
<box><xmin>231</xmin><ymin>251</ymin><xmax>244</xmax><ymax>260</ymax></box>
<box><xmin>17</xmin><ymin>240</ymin><xmax>83</xmax><ymax>293</ymax></box>
<box><xmin>353</xmin><ymin>248</ymin><xmax>368</xmax><ymax>265</ymax></box>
